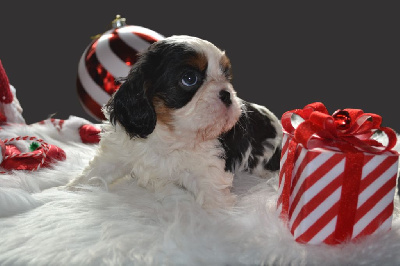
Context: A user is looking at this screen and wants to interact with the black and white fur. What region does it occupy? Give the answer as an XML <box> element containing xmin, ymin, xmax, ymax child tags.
<box><xmin>68</xmin><ymin>35</ymin><xmax>282</xmax><ymax>209</ymax></box>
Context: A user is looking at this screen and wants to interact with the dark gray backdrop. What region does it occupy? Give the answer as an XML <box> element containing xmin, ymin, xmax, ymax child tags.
<box><xmin>1</xmin><ymin>2</ymin><xmax>399</xmax><ymax>132</ymax></box>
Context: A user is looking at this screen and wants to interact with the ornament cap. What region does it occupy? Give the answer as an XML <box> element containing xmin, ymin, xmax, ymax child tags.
<box><xmin>112</xmin><ymin>15</ymin><xmax>126</xmax><ymax>29</ymax></box>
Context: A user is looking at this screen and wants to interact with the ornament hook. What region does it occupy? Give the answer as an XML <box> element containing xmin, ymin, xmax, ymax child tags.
<box><xmin>112</xmin><ymin>15</ymin><xmax>126</xmax><ymax>29</ymax></box>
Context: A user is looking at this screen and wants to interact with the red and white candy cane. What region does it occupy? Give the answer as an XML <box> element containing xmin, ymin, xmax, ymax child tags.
<box><xmin>0</xmin><ymin>136</ymin><xmax>50</xmax><ymax>173</ymax></box>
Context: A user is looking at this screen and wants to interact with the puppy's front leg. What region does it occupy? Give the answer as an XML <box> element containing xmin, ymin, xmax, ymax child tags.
<box><xmin>67</xmin><ymin>152</ymin><xmax>128</xmax><ymax>189</ymax></box>
<box><xmin>183</xmin><ymin>162</ymin><xmax>236</xmax><ymax>210</ymax></box>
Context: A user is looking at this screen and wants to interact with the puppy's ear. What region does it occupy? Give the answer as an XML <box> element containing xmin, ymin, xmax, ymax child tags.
<box><xmin>104</xmin><ymin>67</ymin><xmax>156</xmax><ymax>139</ymax></box>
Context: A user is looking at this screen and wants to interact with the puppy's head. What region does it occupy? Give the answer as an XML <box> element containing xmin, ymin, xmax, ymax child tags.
<box><xmin>104</xmin><ymin>35</ymin><xmax>242</xmax><ymax>141</ymax></box>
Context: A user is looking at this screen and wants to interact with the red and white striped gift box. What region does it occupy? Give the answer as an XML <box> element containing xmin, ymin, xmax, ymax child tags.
<box><xmin>277</xmin><ymin>102</ymin><xmax>399</xmax><ymax>245</ymax></box>
<box><xmin>277</xmin><ymin>132</ymin><xmax>399</xmax><ymax>245</ymax></box>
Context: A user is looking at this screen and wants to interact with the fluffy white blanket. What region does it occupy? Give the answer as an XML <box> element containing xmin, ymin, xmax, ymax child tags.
<box><xmin>1</xmin><ymin>120</ymin><xmax>400</xmax><ymax>266</ymax></box>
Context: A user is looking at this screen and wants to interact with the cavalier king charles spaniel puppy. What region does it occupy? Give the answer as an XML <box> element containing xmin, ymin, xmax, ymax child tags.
<box><xmin>67</xmin><ymin>35</ymin><xmax>282</xmax><ymax>209</ymax></box>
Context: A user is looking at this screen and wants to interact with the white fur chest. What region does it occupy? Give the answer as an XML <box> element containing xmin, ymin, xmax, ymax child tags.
<box><xmin>100</xmin><ymin>123</ymin><xmax>231</xmax><ymax>195</ymax></box>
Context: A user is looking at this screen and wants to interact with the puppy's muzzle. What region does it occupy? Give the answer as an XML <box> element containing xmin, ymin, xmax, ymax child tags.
<box><xmin>219</xmin><ymin>90</ymin><xmax>232</xmax><ymax>107</ymax></box>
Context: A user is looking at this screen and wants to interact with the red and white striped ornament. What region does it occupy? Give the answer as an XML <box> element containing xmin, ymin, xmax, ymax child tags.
<box><xmin>77</xmin><ymin>15</ymin><xmax>164</xmax><ymax>121</ymax></box>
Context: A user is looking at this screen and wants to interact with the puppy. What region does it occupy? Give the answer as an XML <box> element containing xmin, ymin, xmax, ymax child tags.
<box><xmin>67</xmin><ymin>35</ymin><xmax>282</xmax><ymax>209</ymax></box>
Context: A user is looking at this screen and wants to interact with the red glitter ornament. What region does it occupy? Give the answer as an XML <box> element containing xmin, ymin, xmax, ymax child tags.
<box><xmin>77</xmin><ymin>15</ymin><xmax>164</xmax><ymax>121</ymax></box>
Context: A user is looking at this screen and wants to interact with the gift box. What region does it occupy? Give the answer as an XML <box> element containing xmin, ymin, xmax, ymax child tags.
<box><xmin>276</xmin><ymin>102</ymin><xmax>399</xmax><ymax>245</ymax></box>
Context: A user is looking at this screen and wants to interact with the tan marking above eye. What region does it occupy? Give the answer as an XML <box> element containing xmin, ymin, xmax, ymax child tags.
<box><xmin>186</xmin><ymin>53</ymin><xmax>208</xmax><ymax>73</ymax></box>
<box><xmin>220</xmin><ymin>54</ymin><xmax>232</xmax><ymax>80</ymax></box>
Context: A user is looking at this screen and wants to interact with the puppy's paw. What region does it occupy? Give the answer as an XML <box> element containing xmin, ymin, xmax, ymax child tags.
<box><xmin>63</xmin><ymin>176</ymin><xmax>108</xmax><ymax>192</ymax></box>
<box><xmin>197</xmin><ymin>188</ymin><xmax>237</xmax><ymax>210</ymax></box>
<box><xmin>59</xmin><ymin>183</ymin><xmax>91</xmax><ymax>192</ymax></box>
<box><xmin>87</xmin><ymin>177</ymin><xmax>109</xmax><ymax>190</ymax></box>
<box><xmin>58</xmin><ymin>184</ymin><xmax>83</xmax><ymax>192</ymax></box>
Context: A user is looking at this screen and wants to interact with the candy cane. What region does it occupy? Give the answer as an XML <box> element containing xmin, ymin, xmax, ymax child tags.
<box><xmin>0</xmin><ymin>136</ymin><xmax>50</xmax><ymax>173</ymax></box>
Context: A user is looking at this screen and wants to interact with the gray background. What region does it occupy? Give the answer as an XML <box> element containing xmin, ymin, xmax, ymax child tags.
<box><xmin>0</xmin><ymin>2</ymin><xmax>399</xmax><ymax>132</ymax></box>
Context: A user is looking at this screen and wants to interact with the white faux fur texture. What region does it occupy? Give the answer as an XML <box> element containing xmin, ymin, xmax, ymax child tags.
<box><xmin>1</xmin><ymin>123</ymin><xmax>400</xmax><ymax>266</ymax></box>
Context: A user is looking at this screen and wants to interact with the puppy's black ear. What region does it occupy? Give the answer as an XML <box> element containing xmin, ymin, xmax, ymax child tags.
<box><xmin>104</xmin><ymin>67</ymin><xmax>156</xmax><ymax>139</ymax></box>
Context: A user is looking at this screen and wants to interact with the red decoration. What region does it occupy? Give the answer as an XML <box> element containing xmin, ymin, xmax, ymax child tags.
<box><xmin>0</xmin><ymin>60</ymin><xmax>25</xmax><ymax>124</ymax></box>
<box><xmin>332</xmin><ymin>110</ymin><xmax>351</xmax><ymax>130</ymax></box>
<box><xmin>0</xmin><ymin>139</ymin><xmax>5</xmax><ymax>164</ymax></box>
<box><xmin>0</xmin><ymin>136</ymin><xmax>66</xmax><ymax>172</ymax></box>
<box><xmin>79</xmin><ymin>124</ymin><xmax>101</xmax><ymax>144</ymax></box>
<box><xmin>0</xmin><ymin>60</ymin><xmax>13</xmax><ymax>104</ymax></box>
<box><xmin>76</xmin><ymin>15</ymin><xmax>164</xmax><ymax>121</ymax></box>
<box><xmin>277</xmin><ymin>102</ymin><xmax>399</xmax><ymax>245</ymax></box>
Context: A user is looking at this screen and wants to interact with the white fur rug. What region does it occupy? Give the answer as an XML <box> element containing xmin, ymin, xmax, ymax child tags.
<box><xmin>1</xmin><ymin>121</ymin><xmax>400</xmax><ymax>266</ymax></box>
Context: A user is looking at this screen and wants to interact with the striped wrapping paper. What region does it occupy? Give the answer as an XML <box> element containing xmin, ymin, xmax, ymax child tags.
<box><xmin>277</xmin><ymin>132</ymin><xmax>399</xmax><ymax>245</ymax></box>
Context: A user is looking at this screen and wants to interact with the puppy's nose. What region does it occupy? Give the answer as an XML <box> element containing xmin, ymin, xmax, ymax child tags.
<box><xmin>219</xmin><ymin>90</ymin><xmax>232</xmax><ymax>107</ymax></box>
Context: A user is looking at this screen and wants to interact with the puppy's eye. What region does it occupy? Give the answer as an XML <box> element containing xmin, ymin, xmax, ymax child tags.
<box><xmin>181</xmin><ymin>71</ymin><xmax>199</xmax><ymax>87</ymax></box>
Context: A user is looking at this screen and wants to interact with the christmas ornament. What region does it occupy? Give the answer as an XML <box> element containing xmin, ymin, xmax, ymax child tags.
<box><xmin>0</xmin><ymin>136</ymin><xmax>66</xmax><ymax>172</ymax></box>
<box><xmin>77</xmin><ymin>15</ymin><xmax>165</xmax><ymax>121</ymax></box>
<box><xmin>0</xmin><ymin>60</ymin><xmax>25</xmax><ymax>124</ymax></box>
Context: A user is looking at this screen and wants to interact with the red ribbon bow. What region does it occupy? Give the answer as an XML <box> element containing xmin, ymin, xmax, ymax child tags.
<box><xmin>281</xmin><ymin>102</ymin><xmax>397</xmax><ymax>154</ymax></box>
<box><xmin>279</xmin><ymin>102</ymin><xmax>398</xmax><ymax>244</ymax></box>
